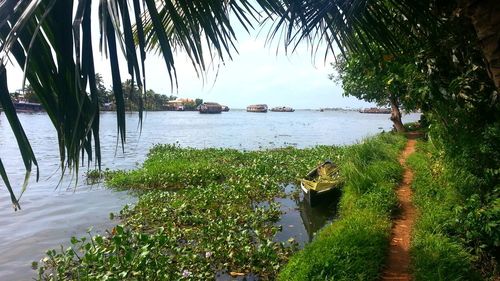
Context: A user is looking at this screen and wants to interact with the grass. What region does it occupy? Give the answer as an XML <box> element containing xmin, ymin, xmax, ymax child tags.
<box><xmin>278</xmin><ymin>133</ymin><xmax>406</xmax><ymax>281</ymax></box>
<box><xmin>407</xmin><ymin>141</ymin><xmax>482</xmax><ymax>281</ymax></box>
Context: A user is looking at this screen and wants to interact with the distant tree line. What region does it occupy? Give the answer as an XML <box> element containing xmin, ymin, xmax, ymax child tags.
<box><xmin>96</xmin><ymin>74</ymin><xmax>178</xmax><ymax>111</ymax></box>
<box><xmin>5</xmin><ymin>75</ymin><xmax>204</xmax><ymax>112</ymax></box>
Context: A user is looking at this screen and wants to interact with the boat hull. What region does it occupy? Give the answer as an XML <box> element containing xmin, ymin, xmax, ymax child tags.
<box><xmin>300</xmin><ymin>160</ymin><xmax>341</xmax><ymax>206</ymax></box>
<box><xmin>300</xmin><ymin>182</ymin><xmax>338</xmax><ymax>206</ymax></box>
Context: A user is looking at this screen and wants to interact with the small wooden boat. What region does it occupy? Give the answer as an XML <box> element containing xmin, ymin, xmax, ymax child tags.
<box><xmin>300</xmin><ymin>160</ymin><xmax>342</xmax><ymax>206</ymax></box>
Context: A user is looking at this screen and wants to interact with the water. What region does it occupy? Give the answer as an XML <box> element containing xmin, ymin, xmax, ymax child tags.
<box><xmin>0</xmin><ymin>110</ymin><xmax>420</xmax><ymax>280</ymax></box>
<box><xmin>274</xmin><ymin>184</ymin><xmax>341</xmax><ymax>247</ymax></box>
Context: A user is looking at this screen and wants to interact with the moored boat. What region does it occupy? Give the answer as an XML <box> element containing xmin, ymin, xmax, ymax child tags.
<box><xmin>221</xmin><ymin>105</ymin><xmax>230</xmax><ymax>112</ymax></box>
<box><xmin>246</xmin><ymin>104</ymin><xmax>268</xmax><ymax>112</ymax></box>
<box><xmin>13</xmin><ymin>101</ymin><xmax>44</xmax><ymax>113</ymax></box>
<box><xmin>359</xmin><ymin>107</ymin><xmax>391</xmax><ymax>114</ymax></box>
<box><xmin>198</xmin><ymin>102</ymin><xmax>223</xmax><ymax>114</ymax></box>
<box><xmin>300</xmin><ymin>160</ymin><xmax>342</xmax><ymax>206</ymax></box>
<box><xmin>270</xmin><ymin>106</ymin><xmax>294</xmax><ymax>112</ymax></box>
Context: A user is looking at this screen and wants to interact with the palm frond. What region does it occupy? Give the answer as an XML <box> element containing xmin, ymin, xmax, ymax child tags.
<box><xmin>0</xmin><ymin>64</ymin><xmax>37</xmax><ymax>210</ymax></box>
<box><xmin>0</xmin><ymin>0</ymin><xmax>143</xmax><ymax>209</ymax></box>
<box><xmin>266</xmin><ymin>0</ymin><xmax>435</xmax><ymax>59</ymax></box>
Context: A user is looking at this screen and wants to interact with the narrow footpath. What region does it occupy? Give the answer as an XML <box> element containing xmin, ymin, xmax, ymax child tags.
<box><xmin>381</xmin><ymin>134</ymin><xmax>418</xmax><ymax>281</ymax></box>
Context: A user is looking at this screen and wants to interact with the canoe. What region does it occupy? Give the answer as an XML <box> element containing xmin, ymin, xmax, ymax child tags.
<box><xmin>300</xmin><ymin>160</ymin><xmax>341</xmax><ymax>206</ymax></box>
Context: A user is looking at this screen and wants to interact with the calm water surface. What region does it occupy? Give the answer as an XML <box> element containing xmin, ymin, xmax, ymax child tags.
<box><xmin>0</xmin><ymin>110</ymin><xmax>420</xmax><ymax>280</ymax></box>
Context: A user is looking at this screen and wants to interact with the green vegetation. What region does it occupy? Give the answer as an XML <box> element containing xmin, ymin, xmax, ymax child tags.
<box><xmin>330</xmin><ymin>2</ymin><xmax>499</xmax><ymax>272</ymax></box>
<box><xmin>408</xmin><ymin>141</ymin><xmax>498</xmax><ymax>280</ymax></box>
<box><xmin>278</xmin><ymin>133</ymin><xmax>405</xmax><ymax>280</ymax></box>
<box><xmin>332</xmin><ymin>45</ymin><xmax>422</xmax><ymax>132</ymax></box>
<box><xmin>35</xmin><ymin>139</ymin><xmax>347</xmax><ymax>280</ymax></box>
<box><xmin>34</xmin><ymin>133</ymin><xmax>407</xmax><ymax>280</ymax></box>
<box><xmin>0</xmin><ymin>0</ymin><xmax>498</xmax><ymax>279</ymax></box>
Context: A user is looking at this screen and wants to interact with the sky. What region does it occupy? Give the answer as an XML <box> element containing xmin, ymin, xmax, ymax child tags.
<box><xmin>5</xmin><ymin>6</ymin><xmax>374</xmax><ymax>110</ymax></box>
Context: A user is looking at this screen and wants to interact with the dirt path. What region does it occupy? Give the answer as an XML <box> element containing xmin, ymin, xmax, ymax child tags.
<box><xmin>381</xmin><ymin>134</ymin><xmax>418</xmax><ymax>281</ymax></box>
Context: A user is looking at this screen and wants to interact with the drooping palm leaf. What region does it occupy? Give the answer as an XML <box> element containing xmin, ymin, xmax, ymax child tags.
<box><xmin>0</xmin><ymin>0</ymin><xmax>137</xmax><ymax>209</ymax></box>
<box><xmin>266</xmin><ymin>0</ymin><xmax>434</xmax><ymax>59</ymax></box>
<box><xmin>0</xmin><ymin>65</ymin><xmax>38</xmax><ymax>210</ymax></box>
<box><xmin>0</xmin><ymin>0</ymin><xmax>280</xmax><ymax>209</ymax></box>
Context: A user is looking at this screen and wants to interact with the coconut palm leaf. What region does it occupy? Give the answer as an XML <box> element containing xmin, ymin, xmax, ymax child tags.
<box><xmin>265</xmin><ymin>0</ymin><xmax>434</xmax><ymax>58</ymax></box>
<box><xmin>0</xmin><ymin>0</ymin><xmax>137</xmax><ymax>209</ymax></box>
<box><xmin>0</xmin><ymin>0</ymin><xmax>280</xmax><ymax>209</ymax></box>
<box><xmin>0</xmin><ymin>65</ymin><xmax>37</xmax><ymax>210</ymax></box>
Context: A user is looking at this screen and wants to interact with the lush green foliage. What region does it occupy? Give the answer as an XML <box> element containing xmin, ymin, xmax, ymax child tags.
<box><xmin>278</xmin><ymin>133</ymin><xmax>405</xmax><ymax>281</ymax></box>
<box><xmin>331</xmin><ymin>1</ymin><xmax>499</xmax><ymax>272</ymax></box>
<box><xmin>332</xmin><ymin>50</ymin><xmax>422</xmax><ymax>112</ymax></box>
<box><xmin>36</xmin><ymin>139</ymin><xmax>352</xmax><ymax>280</ymax></box>
<box><xmin>407</xmin><ymin>141</ymin><xmax>498</xmax><ymax>280</ymax></box>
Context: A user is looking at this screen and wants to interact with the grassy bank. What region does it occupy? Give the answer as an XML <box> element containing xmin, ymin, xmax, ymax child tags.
<box><xmin>278</xmin><ymin>133</ymin><xmax>405</xmax><ymax>280</ymax></box>
<box><xmin>35</xmin><ymin>133</ymin><xmax>406</xmax><ymax>280</ymax></box>
<box><xmin>407</xmin><ymin>141</ymin><xmax>486</xmax><ymax>280</ymax></box>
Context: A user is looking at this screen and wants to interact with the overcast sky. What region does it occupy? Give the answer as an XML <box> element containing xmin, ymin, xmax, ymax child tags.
<box><xmin>5</xmin><ymin>7</ymin><xmax>374</xmax><ymax>110</ymax></box>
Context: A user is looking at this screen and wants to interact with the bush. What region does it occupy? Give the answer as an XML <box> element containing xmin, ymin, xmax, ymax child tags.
<box><xmin>407</xmin><ymin>142</ymin><xmax>483</xmax><ymax>280</ymax></box>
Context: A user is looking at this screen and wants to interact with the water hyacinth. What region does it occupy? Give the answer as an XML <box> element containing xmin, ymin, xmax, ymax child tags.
<box><xmin>182</xmin><ymin>269</ymin><xmax>192</xmax><ymax>278</ymax></box>
<box><xmin>36</xmin><ymin>133</ymin><xmax>403</xmax><ymax>280</ymax></box>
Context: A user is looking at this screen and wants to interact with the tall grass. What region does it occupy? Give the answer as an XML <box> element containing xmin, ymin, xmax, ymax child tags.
<box><xmin>407</xmin><ymin>141</ymin><xmax>481</xmax><ymax>280</ymax></box>
<box><xmin>278</xmin><ymin>133</ymin><xmax>406</xmax><ymax>281</ymax></box>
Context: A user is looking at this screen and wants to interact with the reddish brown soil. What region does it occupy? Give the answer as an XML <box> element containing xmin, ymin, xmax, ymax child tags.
<box><xmin>381</xmin><ymin>133</ymin><xmax>418</xmax><ymax>281</ymax></box>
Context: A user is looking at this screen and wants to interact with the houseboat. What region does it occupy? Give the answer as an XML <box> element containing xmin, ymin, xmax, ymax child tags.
<box><xmin>270</xmin><ymin>106</ymin><xmax>294</xmax><ymax>112</ymax></box>
<box><xmin>359</xmin><ymin>107</ymin><xmax>391</xmax><ymax>114</ymax></box>
<box><xmin>14</xmin><ymin>101</ymin><xmax>44</xmax><ymax>113</ymax></box>
<box><xmin>198</xmin><ymin>102</ymin><xmax>223</xmax><ymax>114</ymax></box>
<box><xmin>246</xmin><ymin>104</ymin><xmax>268</xmax><ymax>113</ymax></box>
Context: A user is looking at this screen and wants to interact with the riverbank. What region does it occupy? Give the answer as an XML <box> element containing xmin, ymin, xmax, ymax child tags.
<box><xmin>31</xmin><ymin>131</ymin><xmax>492</xmax><ymax>280</ymax></box>
<box><xmin>278</xmin><ymin>133</ymin><xmax>405</xmax><ymax>280</ymax></box>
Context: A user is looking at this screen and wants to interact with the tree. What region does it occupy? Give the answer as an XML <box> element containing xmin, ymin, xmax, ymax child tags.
<box><xmin>332</xmin><ymin>50</ymin><xmax>423</xmax><ymax>132</ymax></box>
<box><xmin>121</xmin><ymin>79</ymin><xmax>142</xmax><ymax>111</ymax></box>
<box><xmin>95</xmin><ymin>73</ymin><xmax>110</xmax><ymax>108</ymax></box>
<box><xmin>460</xmin><ymin>0</ymin><xmax>500</xmax><ymax>89</ymax></box>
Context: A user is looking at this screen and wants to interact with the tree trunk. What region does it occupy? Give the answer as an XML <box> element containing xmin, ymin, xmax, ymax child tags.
<box><xmin>389</xmin><ymin>94</ymin><xmax>405</xmax><ymax>133</ymax></box>
<box><xmin>462</xmin><ymin>0</ymin><xmax>500</xmax><ymax>90</ymax></box>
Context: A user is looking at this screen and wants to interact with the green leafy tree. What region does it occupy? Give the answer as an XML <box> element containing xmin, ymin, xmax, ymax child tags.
<box><xmin>95</xmin><ymin>73</ymin><xmax>111</xmax><ymax>109</ymax></box>
<box><xmin>122</xmin><ymin>79</ymin><xmax>142</xmax><ymax>111</ymax></box>
<box><xmin>332</xmin><ymin>52</ymin><xmax>421</xmax><ymax>132</ymax></box>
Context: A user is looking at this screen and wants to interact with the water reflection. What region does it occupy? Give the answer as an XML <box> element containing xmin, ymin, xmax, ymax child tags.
<box><xmin>274</xmin><ymin>184</ymin><xmax>340</xmax><ymax>247</ymax></box>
